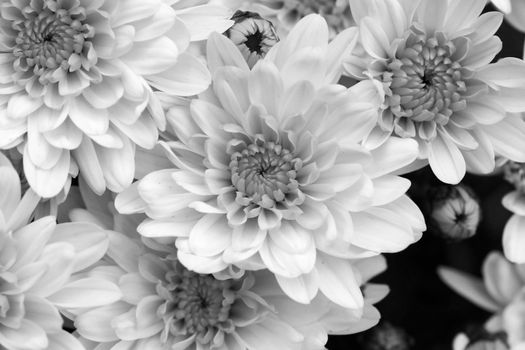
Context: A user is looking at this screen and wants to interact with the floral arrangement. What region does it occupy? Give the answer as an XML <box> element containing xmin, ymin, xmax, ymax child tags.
<box><xmin>0</xmin><ymin>0</ymin><xmax>524</xmax><ymax>349</ymax></box>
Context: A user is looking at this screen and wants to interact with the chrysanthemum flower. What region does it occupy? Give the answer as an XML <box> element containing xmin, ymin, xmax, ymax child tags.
<box><xmin>345</xmin><ymin>0</ymin><xmax>525</xmax><ymax>184</ymax></box>
<box><xmin>116</xmin><ymin>14</ymin><xmax>425</xmax><ymax>307</ymax></box>
<box><xmin>69</xmin><ymin>191</ymin><xmax>389</xmax><ymax>350</ymax></box>
<box><xmin>501</xmin><ymin>161</ymin><xmax>525</xmax><ymax>263</ymax></box>
<box><xmin>0</xmin><ymin>0</ymin><xmax>232</xmax><ymax>198</ymax></box>
<box><xmin>0</xmin><ymin>154</ymin><xmax>121</xmax><ymax>350</ymax></box>
<box><xmin>213</xmin><ymin>0</ymin><xmax>354</xmax><ymax>39</ymax></box>
<box><xmin>439</xmin><ymin>252</ymin><xmax>525</xmax><ymax>350</ymax></box>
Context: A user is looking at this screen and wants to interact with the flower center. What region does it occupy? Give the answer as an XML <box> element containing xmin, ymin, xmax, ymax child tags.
<box><xmin>158</xmin><ymin>261</ymin><xmax>235</xmax><ymax>344</ymax></box>
<box><xmin>229</xmin><ymin>141</ymin><xmax>301</xmax><ymax>204</ymax></box>
<box><xmin>380</xmin><ymin>29</ymin><xmax>468</xmax><ymax>139</ymax></box>
<box><xmin>12</xmin><ymin>6</ymin><xmax>92</xmax><ymax>82</ymax></box>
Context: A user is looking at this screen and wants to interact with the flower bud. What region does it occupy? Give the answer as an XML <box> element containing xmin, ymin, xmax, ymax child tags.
<box><xmin>428</xmin><ymin>184</ymin><xmax>481</xmax><ymax>241</ymax></box>
<box><xmin>225</xmin><ymin>10</ymin><xmax>279</xmax><ymax>68</ymax></box>
<box><xmin>503</xmin><ymin>161</ymin><xmax>525</xmax><ymax>192</ymax></box>
<box><xmin>360</xmin><ymin>321</ymin><xmax>414</xmax><ymax>350</ymax></box>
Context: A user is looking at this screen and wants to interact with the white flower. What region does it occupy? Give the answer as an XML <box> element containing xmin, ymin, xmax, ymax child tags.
<box><xmin>70</xmin><ymin>189</ymin><xmax>390</xmax><ymax>350</ymax></box>
<box><xmin>0</xmin><ymin>155</ymin><xmax>120</xmax><ymax>350</ymax></box>
<box><xmin>345</xmin><ymin>0</ymin><xmax>525</xmax><ymax>184</ymax></box>
<box><xmin>439</xmin><ymin>251</ymin><xmax>525</xmax><ymax>350</ymax></box>
<box><xmin>116</xmin><ymin>14</ymin><xmax>425</xmax><ymax>308</ymax></box>
<box><xmin>0</xmin><ymin>0</ymin><xmax>231</xmax><ymax>198</ymax></box>
<box><xmin>502</xmin><ymin>161</ymin><xmax>525</xmax><ymax>263</ymax></box>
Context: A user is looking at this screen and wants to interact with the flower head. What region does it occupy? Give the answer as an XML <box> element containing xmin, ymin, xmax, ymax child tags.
<box><xmin>0</xmin><ymin>0</ymin><xmax>232</xmax><ymax>198</ymax></box>
<box><xmin>345</xmin><ymin>0</ymin><xmax>525</xmax><ymax>184</ymax></box>
<box><xmin>0</xmin><ymin>154</ymin><xmax>120</xmax><ymax>350</ymax></box>
<box><xmin>72</xmin><ymin>189</ymin><xmax>390</xmax><ymax>350</ymax></box>
<box><xmin>116</xmin><ymin>14</ymin><xmax>425</xmax><ymax>307</ymax></box>
<box><xmin>439</xmin><ymin>252</ymin><xmax>525</xmax><ymax>350</ymax></box>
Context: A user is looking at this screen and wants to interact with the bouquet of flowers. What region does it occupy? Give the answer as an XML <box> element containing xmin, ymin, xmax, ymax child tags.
<box><xmin>0</xmin><ymin>0</ymin><xmax>524</xmax><ymax>349</ymax></box>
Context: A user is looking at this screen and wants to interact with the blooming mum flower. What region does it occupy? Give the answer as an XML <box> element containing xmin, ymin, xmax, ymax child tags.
<box><xmin>0</xmin><ymin>0</ymin><xmax>232</xmax><ymax>198</ymax></box>
<box><xmin>439</xmin><ymin>252</ymin><xmax>525</xmax><ymax>350</ymax></box>
<box><xmin>71</xmin><ymin>193</ymin><xmax>390</xmax><ymax>350</ymax></box>
<box><xmin>0</xmin><ymin>154</ymin><xmax>121</xmax><ymax>350</ymax></box>
<box><xmin>345</xmin><ymin>0</ymin><xmax>525</xmax><ymax>184</ymax></box>
<box><xmin>428</xmin><ymin>184</ymin><xmax>481</xmax><ymax>241</ymax></box>
<box><xmin>116</xmin><ymin>14</ymin><xmax>425</xmax><ymax>307</ymax></box>
<box><xmin>502</xmin><ymin>161</ymin><xmax>525</xmax><ymax>263</ymax></box>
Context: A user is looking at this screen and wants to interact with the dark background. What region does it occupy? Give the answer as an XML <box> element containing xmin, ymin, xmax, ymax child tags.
<box><xmin>327</xmin><ymin>4</ymin><xmax>525</xmax><ymax>350</ymax></box>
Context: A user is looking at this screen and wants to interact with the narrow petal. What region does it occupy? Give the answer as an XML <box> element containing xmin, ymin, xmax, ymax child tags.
<box><xmin>482</xmin><ymin>252</ymin><xmax>523</xmax><ymax>304</ymax></box>
<box><xmin>316</xmin><ymin>254</ymin><xmax>364</xmax><ymax>309</ymax></box>
<box><xmin>437</xmin><ymin>266</ymin><xmax>499</xmax><ymax>312</ymax></box>
<box><xmin>352</xmin><ymin>207</ymin><xmax>415</xmax><ymax>253</ymax></box>
<box><xmin>48</xmin><ymin>278</ymin><xmax>122</xmax><ymax>309</ymax></box>
<box><xmin>428</xmin><ymin>131</ymin><xmax>466</xmax><ymax>184</ymax></box>
<box><xmin>503</xmin><ymin>215</ymin><xmax>525</xmax><ymax>264</ymax></box>
<box><xmin>188</xmin><ymin>214</ymin><xmax>231</xmax><ymax>257</ymax></box>
<box><xmin>121</xmin><ymin>37</ymin><xmax>179</xmax><ymax>75</ymax></box>
<box><xmin>206</xmin><ymin>32</ymin><xmax>249</xmax><ymax>73</ymax></box>
<box><xmin>147</xmin><ymin>53</ymin><xmax>211</xmax><ymax>97</ymax></box>
<box><xmin>275</xmin><ymin>272</ymin><xmax>319</xmax><ymax>304</ymax></box>
<box><xmin>366</xmin><ymin>137</ymin><xmax>419</xmax><ymax>178</ymax></box>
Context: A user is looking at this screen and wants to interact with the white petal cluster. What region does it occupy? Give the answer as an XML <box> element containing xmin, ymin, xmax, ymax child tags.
<box><xmin>345</xmin><ymin>0</ymin><xmax>525</xmax><ymax>184</ymax></box>
<box><xmin>116</xmin><ymin>14</ymin><xmax>425</xmax><ymax>309</ymax></box>
<box><xmin>2</xmin><ymin>0</ymin><xmax>525</xmax><ymax>348</ymax></box>
<box><xmin>0</xmin><ymin>0</ymin><xmax>232</xmax><ymax>198</ymax></box>
<box><xmin>0</xmin><ymin>154</ymin><xmax>120</xmax><ymax>350</ymax></box>
<box><xmin>440</xmin><ymin>252</ymin><xmax>525</xmax><ymax>350</ymax></box>
<box><xmin>68</xmin><ymin>185</ymin><xmax>388</xmax><ymax>350</ymax></box>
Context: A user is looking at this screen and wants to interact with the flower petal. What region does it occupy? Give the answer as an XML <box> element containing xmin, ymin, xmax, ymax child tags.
<box><xmin>48</xmin><ymin>278</ymin><xmax>122</xmax><ymax>309</ymax></box>
<box><xmin>503</xmin><ymin>214</ymin><xmax>525</xmax><ymax>264</ymax></box>
<box><xmin>437</xmin><ymin>266</ymin><xmax>499</xmax><ymax>312</ymax></box>
<box><xmin>428</xmin><ymin>131</ymin><xmax>466</xmax><ymax>184</ymax></box>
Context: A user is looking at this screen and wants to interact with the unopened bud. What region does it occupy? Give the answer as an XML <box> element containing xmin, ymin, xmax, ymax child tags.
<box><xmin>360</xmin><ymin>321</ymin><xmax>414</xmax><ymax>350</ymax></box>
<box><xmin>428</xmin><ymin>184</ymin><xmax>481</xmax><ymax>241</ymax></box>
<box><xmin>225</xmin><ymin>10</ymin><xmax>279</xmax><ymax>68</ymax></box>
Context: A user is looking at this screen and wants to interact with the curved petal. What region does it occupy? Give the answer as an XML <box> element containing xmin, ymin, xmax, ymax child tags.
<box><xmin>428</xmin><ymin>131</ymin><xmax>466</xmax><ymax>184</ymax></box>
<box><xmin>503</xmin><ymin>214</ymin><xmax>525</xmax><ymax>264</ymax></box>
